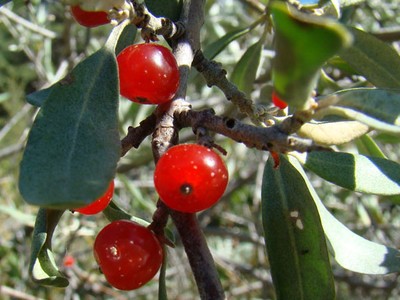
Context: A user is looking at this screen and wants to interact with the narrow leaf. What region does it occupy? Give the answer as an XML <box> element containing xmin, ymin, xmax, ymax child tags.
<box><xmin>355</xmin><ymin>134</ymin><xmax>387</xmax><ymax>158</ymax></box>
<box><xmin>231</xmin><ymin>40</ymin><xmax>263</xmax><ymax>97</ymax></box>
<box><xmin>301</xmin><ymin>151</ymin><xmax>400</xmax><ymax>195</ymax></box>
<box><xmin>335</xmin><ymin>88</ymin><xmax>400</xmax><ymax>126</ymax></box>
<box><xmin>325</xmin><ymin>106</ymin><xmax>400</xmax><ymax>134</ymax></box>
<box><xmin>271</xmin><ymin>2</ymin><xmax>352</xmax><ymax>110</ymax></box>
<box><xmin>19</xmin><ymin>46</ymin><xmax>121</xmax><ymax>209</ymax></box>
<box><xmin>288</xmin><ymin>156</ymin><xmax>400</xmax><ymax>274</ymax></box>
<box><xmin>262</xmin><ymin>154</ymin><xmax>335</xmax><ymax>300</ymax></box>
<box><xmin>203</xmin><ymin>27</ymin><xmax>251</xmax><ymax>60</ymax></box>
<box><xmin>339</xmin><ymin>27</ymin><xmax>400</xmax><ymax>88</ymax></box>
<box><xmin>29</xmin><ymin>208</ymin><xmax>68</xmax><ymax>287</ymax></box>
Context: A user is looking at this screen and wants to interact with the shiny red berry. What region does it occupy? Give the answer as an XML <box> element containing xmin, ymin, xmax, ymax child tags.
<box><xmin>272</xmin><ymin>90</ymin><xmax>288</xmax><ymax>109</ymax></box>
<box><xmin>117</xmin><ymin>43</ymin><xmax>180</xmax><ymax>104</ymax></box>
<box><xmin>94</xmin><ymin>220</ymin><xmax>163</xmax><ymax>290</ymax></box>
<box><xmin>70</xmin><ymin>5</ymin><xmax>109</xmax><ymax>27</ymax></box>
<box><xmin>75</xmin><ymin>181</ymin><xmax>114</xmax><ymax>215</ymax></box>
<box><xmin>154</xmin><ymin>144</ymin><xmax>229</xmax><ymax>213</ymax></box>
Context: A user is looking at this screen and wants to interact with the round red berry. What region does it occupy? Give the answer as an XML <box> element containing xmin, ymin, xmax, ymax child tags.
<box><xmin>117</xmin><ymin>43</ymin><xmax>180</xmax><ymax>104</ymax></box>
<box><xmin>70</xmin><ymin>5</ymin><xmax>109</xmax><ymax>28</ymax></box>
<box><xmin>75</xmin><ymin>181</ymin><xmax>114</xmax><ymax>215</ymax></box>
<box><xmin>272</xmin><ymin>90</ymin><xmax>288</xmax><ymax>109</ymax></box>
<box><xmin>154</xmin><ymin>144</ymin><xmax>229</xmax><ymax>213</ymax></box>
<box><xmin>94</xmin><ymin>220</ymin><xmax>163</xmax><ymax>290</ymax></box>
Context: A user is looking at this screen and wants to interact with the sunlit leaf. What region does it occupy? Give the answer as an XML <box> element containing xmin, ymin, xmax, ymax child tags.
<box><xmin>355</xmin><ymin>134</ymin><xmax>387</xmax><ymax>158</ymax></box>
<box><xmin>288</xmin><ymin>156</ymin><xmax>400</xmax><ymax>274</ymax></box>
<box><xmin>29</xmin><ymin>209</ymin><xmax>68</xmax><ymax>287</ymax></box>
<box><xmin>335</xmin><ymin>88</ymin><xmax>400</xmax><ymax>125</ymax></box>
<box><xmin>317</xmin><ymin>88</ymin><xmax>400</xmax><ymax>133</ymax></box>
<box><xmin>262</xmin><ymin>154</ymin><xmax>335</xmax><ymax>300</ymax></box>
<box><xmin>19</xmin><ymin>46</ymin><xmax>121</xmax><ymax>209</ymax></box>
<box><xmin>231</xmin><ymin>40</ymin><xmax>263</xmax><ymax>97</ymax></box>
<box><xmin>271</xmin><ymin>2</ymin><xmax>352</xmax><ymax>110</ymax></box>
<box><xmin>339</xmin><ymin>27</ymin><xmax>400</xmax><ymax>88</ymax></box>
<box><xmin>300</xmin><ymin>151</ymin><xmax>400</xmax><ymax>195</ymax></box>
<box><xmin>298</xmin><ymin>120</ymin><xmax>369</xmax><ymax>146</ymax></box>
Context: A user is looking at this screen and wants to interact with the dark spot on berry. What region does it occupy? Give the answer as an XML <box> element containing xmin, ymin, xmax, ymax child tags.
<box><xmin>135</xmin><ymin>97</ymin><xmax>151</xmax><ymax>104</ymax></box>
<box><xmin>180</xmin><ymin>183</ymin><xmax>193</xmax><ymax>195</ymax></box>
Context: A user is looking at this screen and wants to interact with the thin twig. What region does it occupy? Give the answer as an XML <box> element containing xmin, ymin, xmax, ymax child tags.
<box><xmin>174</xmin><ymin>109</ymin><xmax>330</xmax><ymax>153</ymax></box>
<box><xmin>120</xmin><ymin>113</ymin><xmax>157</xmax><ymax>156</ymax></box>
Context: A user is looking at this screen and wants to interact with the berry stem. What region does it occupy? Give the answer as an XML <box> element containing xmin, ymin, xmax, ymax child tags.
<box><xmin>170</xmin><ymin>211</ymin><xmax>225</xmax><ymax>300</ymax></box>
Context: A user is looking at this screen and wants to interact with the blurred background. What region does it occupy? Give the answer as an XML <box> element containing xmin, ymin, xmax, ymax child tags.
<box><xmin>1</xmin><ymin>0</ymin><xmax>400</xmax><ymax>299</ymax></box>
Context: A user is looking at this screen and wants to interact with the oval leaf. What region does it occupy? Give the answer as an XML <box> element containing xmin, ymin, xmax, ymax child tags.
<box><xmin>29</xmin><ymin>208</ymin><xmax>68</xmax><ymax>287</ymax></box>
<box><xmin>231</xmin><ymin>40</ymin><xmax>263</xmax><ymax>97</ymax></box>
<box><xmin>271</xmin><ymin>2</ymin><xmax>352</xmax><ymax>110</ymax></box>
<box><xmin>262</xmin><ymin>154</ymin><xmax>335</xmax><ymax>300</ymax></box>
<box><xmin>288</xmin><ymin>156</ymin><xmax>400</xmax><ymax>274</ymax></box>
<box><xmin>298</xmin><ymin>120</ymin><xmax>369</xmax><ymax>146</ymax></box>
<box><xmin>301</xmin><ymin>151</ymin><xmax>400</xmax><ymax>195</ymax></box>
<box><xmin>19</xmin><ymin>47</ymin><xmax>121</xmax><ymax>209</ymax></box>
<box><xmin>339</xmin><ymin>27</ymin><xmax>400</xmax><ymax>88</ymax></box>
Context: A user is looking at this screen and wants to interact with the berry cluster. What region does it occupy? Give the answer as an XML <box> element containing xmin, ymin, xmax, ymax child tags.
<box><xmin>70</xmin><ymin>6</ymin><xmax>228</xmax><ymax>292</ymax></box>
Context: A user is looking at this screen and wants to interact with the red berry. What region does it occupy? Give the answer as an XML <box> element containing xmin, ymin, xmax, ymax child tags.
<box><xmin>117</xmin><ymin>43</ymin><xmax>180</xmax><ymax>104</ymax></box>
<box><xmin>272</xmin><ymin>90</ymin><xmax>288</xmax><ymax>109</ymax></box>
<box><xmin>154</xmin><ymin>144</ymin><xmax>229</xmax><ymax>213</ymax></box>
<box><xmin>75</xmin><ymin>181</ymin><xmax>114</xmax><ymax>215</ymax></box>
<box><xmin>70</xmin><ymin>5</ymin><xmax>109</xmax><ymax>28</ymax></box>
<box><xmin>63</xmin><ymin>254</ymin><xmax>75</xmax><ymax>268</ymax></box>
<box><xmin>94</xmin><ymin>220</ymin><xmax>163</xmax><ymax>290</ymax></box>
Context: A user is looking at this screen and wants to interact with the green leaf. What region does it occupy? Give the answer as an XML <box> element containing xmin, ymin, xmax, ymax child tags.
<box><xmin>115</xmin><ymin>24</ymin><xmax>137</xmax><ymax>55</ymax></box>
<box><xmin>230</xmin><ymin>40</ymin><xmax>263</xmax><ymax>97</ymax></box>
<box><xmin>288</xmin><ymin>156</ymin><xmax>400</xmax><ymax>274</ymax></box>
<box><xmin>19</xmin><ymin>46</ymin><xmax>121</xmax><ymax>209</ymax></box>
<box><xmin>203</xmin><ymin>27</ymin><xmax>251</xmax><ymax>60</ymax></box>
<box><xmin>271</xmin><ymin>2</ymin><xmax>352</xmax><ymax>110</ymax></box>
<box><xmin>300</xmin><ymin>151</ymin><xmax>400</xmax><ymax>195</ymax></box>
<box><xmin>355</xmin><ymin>134</ymin><xmax>387</xmax><ymax>158</ymax></box>
<box><xmin>297</xmin><ymin>120</ymin><xmax>369</xmax><ymax>146</ymax></box>
<box><xmin>262</xmin><ymin>154</ymin><xmax>335</xmax><ymax>300</ymax></box>
<box><xmin>339</xmin><ymin>27</ymin><xmax>400</xmax><ymax>88</ymax></box>
<box><xmin>26</xmin><ymin>86</ymin><xmax>53</xmax><ymax>107</ymax></box>
<box><xmin>319</xmin><ymin>88</ymin><xmax>400</xmax><ymax>134</ymax></box>
<box><xmin>335</xmin><ymin>88</ymin><xmax>400</xmax><ymax>129</ymax></box>
<box><xmin>145</xmin><ymin>0</ymin><xmax>182</xmax><ymax>21</ymax></box>
<box><xmin>29</xmin><ymin>208</ymin><xmax>68</xmax><ymax>287</ymax></box>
